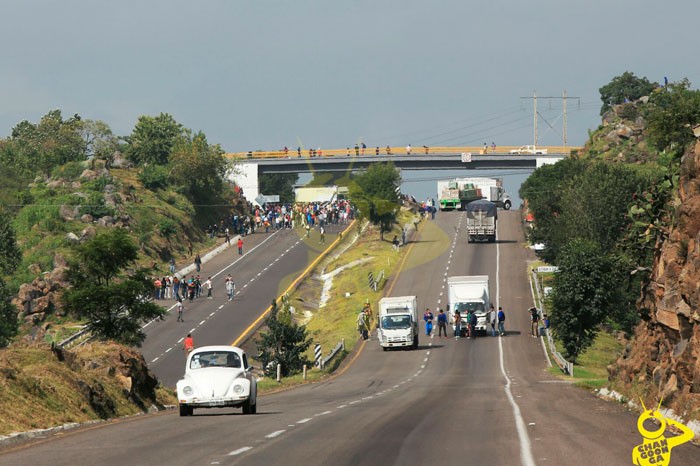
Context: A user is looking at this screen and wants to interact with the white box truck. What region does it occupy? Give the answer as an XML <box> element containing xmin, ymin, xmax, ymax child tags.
<box><xmin>377</xmin><ymin>296</ymin><xmax>419</xmax><ymax>350</ymax></box>
<box><xmin>447</xmin><ymin>276</ymin><xmax>490</xmax><ymax>336</ymax></box>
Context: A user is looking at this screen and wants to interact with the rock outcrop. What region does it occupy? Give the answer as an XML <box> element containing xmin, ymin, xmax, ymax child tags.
<box><xmin>612</xmin><ymin>139</ymin><xmax>700</xmax><ymax>417</ymax></box>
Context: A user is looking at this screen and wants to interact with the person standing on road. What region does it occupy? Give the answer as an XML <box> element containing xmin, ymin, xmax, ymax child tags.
<box><xmin>529</xmin><ymin>307</ymin><xmax>540</xmax><ymax>337</ymax></box>
<box><xmin>194</xmin><ymin>253</ymin><xmax>202</xmax><ymax>272</ymax></box>
<box><xmin>497</xmin><ymin>306</ymin><xmax>506</xmax><ymax>336</ymax></box>
<box><xmin>177</xmin><ymin>298</ymin><xmax>185</xmax><ymax>322</ymax></box>
<box><xmin>436</xmin><ymin>308</ymin><xmax>448</xmax><ymax>338</ymax></box>
<box><xmin>169</xmin><ymin>256</ymin><xmax>176</xmax><ymax>274</ymax></box>
<box><xmin>423</xmin><ymin>308</ymin><xmax>434</xmax><ymax>337</ymax></box>
<box><xmin>319</xmin><ymin>225</ymin><xmax>325</xmax><ymax>244</ymax></box>
<box><xmin>357</xmin><ymin>308</ymin><xmax>370</xmax><ymax>340</ymax></box>
<box><xmin>469</xmin><ymin>310</ymin><xmax>477</xmax><ymax>339</ymax></box>
<box><xmin>454</xmin><ymin>310</ymin><xmax>461</xmax><ymax>339</ymax></box>
<box><xmin>183</xmin><ymin>333</ymin><xmax>194</xmax><ymax>354</ymax></box>
<box><xmin>237</xmin><ymin>237</ymin><xmax>243</xmax><ymax>255</ymax></box>
<box><xmin>225</xmin><ymin>274</ymin><xmax>235</xmax><ymax>301</ymax></box>
<box><xmin>488</xmin><ymin>305</ymin><xmax>497</xmax><ymax>337</ymax></box>
<box><xmin>205</xmin><ymin>276</ymin><xmax>213</xmax><ymax>299</ymax></box>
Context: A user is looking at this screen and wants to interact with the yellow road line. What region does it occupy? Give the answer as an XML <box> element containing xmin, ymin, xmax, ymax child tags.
<box><xmin>231</xmin><ymin>221</ymin><xmax>356</xmax><ymax>347</ymax></box>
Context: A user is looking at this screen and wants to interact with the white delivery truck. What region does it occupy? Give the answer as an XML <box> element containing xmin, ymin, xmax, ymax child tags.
<box><xmin>447</xmin><ymin>276</ymin><xmax>490</xmax><ymax>336</ymax></box>
<box><xmin>377</xmin><ymin>296</ymin><xmax>419</xmax><ymax>350</ymax></box>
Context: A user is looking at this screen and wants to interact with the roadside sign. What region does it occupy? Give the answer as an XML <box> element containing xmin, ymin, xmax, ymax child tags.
<box><xmin>536</xmin><ymin>266</ymin><xmax>559</xmax><ymax>273</ymax></box>
<box><xmin>461</xmin><ymin>152</ymin><xmax>472</xmax><ymax>163</ymax></box>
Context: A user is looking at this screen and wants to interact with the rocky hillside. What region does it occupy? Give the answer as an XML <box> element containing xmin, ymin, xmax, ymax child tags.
<box><xmin>612</xmin><ymin>138</ymin><xmax>700</xmax><ymax>419</ymax></box>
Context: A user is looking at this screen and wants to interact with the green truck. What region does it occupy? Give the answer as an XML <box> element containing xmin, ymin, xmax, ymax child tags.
<box><xmin>438</xmin><ymin>180</ymin><xmax>483</xmax><ymax>211</ymax></box>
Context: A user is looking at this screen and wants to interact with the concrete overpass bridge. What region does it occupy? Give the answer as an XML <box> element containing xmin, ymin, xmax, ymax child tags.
<box><xmin>229</xmin><ymin>146</ymin><xmax>576</xmax><ymax>203</ymax></box>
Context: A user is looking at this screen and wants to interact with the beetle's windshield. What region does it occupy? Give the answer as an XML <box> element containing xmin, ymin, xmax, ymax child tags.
<box><xmin>190</xmin><ymin>351</ymin><xmax>241</xmax><ymax>369</ymax></box>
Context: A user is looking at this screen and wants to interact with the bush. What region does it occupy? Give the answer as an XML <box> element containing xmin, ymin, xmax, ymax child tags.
<box><xmin>138</xmin><ymin>165</ymin><xmax>169</xmax><ymax>191</ymax></box>
<box><xmin>158</xmin><ymin>218</ymin><xmax>177</xmax><ymax>237</ymax></box>
<box><xmin>79</xmin><ymin>192</ymin><xmax>114</xmax><ymax>219</ymax></box>
<box><xmin>51</xmin><ymin>161</ymin><xmax>85</xmax><ymax>180</ymax></box>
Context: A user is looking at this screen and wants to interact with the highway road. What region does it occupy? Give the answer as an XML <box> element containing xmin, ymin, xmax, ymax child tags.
<box><xmin>1</xmin><ymin>212</ymin><xmax>698</xmax><ymax>466</ymax></box>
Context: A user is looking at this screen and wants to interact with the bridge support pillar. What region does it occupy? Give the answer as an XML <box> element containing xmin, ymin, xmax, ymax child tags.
<box><xmin>230</xmin><ymin>162</ymin><xmax>260</xmax><ymax>205</ymax></box>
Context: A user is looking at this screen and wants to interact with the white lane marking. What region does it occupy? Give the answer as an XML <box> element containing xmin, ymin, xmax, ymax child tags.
<box><xmin>496</xmin><ymin>230</ymin><xmax>536</xmax><ymax>466</ymax></box>
<box><xmin>151</xmin><ymin>357</ymin><xmax>159</xmax><ymax>362</ymax></box>
<box><xmin>528</xmin><ymin>423</ymin><xmax>536</xmax><ymax>426</ymax></box>
<box><xmin>337</xmin><ymin>404</ymin><xmax>348</xmax><ymax>409</ymax></box>
<box><xmin>429</xmin><ymin>342</ymin><xmax>433</xmax><ymax>347</ymax></box>
<box><xmin>257</xmin><ymin>272</ymin><xmax>262</xmax><ymax>277</ymax></box>
<box><xmin>423</xmin><ymin>358</ymin><xmax>428</xmax><ymax>362</ymax></box>
<box><xmin>142</xmin><ymin>322</ymin><xmax>152</xmax><ymax>328</ymax></box>
<box><xmin>420</xmin><ymin>365</ymin><xmax>425</xmax><ymax>369</ymax></box>
<box><xmin>393</xmin><ymin>385</ymin><xmax>400</xmax><ymax>388</ymax></box>
<box><xmin>288</xmin><ymin>425</ymin><xmax>295</xmax><ymax>427</ymax></box>
<box><xmin>362</xmin><ymin>396</ymin><xmax>373</xmax><ymax>400</ymax></box>
<box><xmin>349</xmin><ymin>400</ymin><xmax>361</xmax><ymax>405</ymax></box>
<box><xmin>315</xmin><ymin>410</ymin><xmax>332</xmax><ymax>416</ymax></box>
<box><xmin>228</xmin><ymin>447</ymin><xmax>253</xmax><ymax>456</ymax></box>
<box><xmin>165</xmin><ymin>348</ymin><xmax>172</xmax><ymax>353</ymax></box>
<box><xmin>297</xmin><ymin>418</ymin><xmax>312</xmax><ymax>424</ymax></box>
<box><xmin>177</xmin><ymin>337</ymin><xmax>184</xmax><ymax>343</ymax></box>
<box><xmin>218</xmin><ymin>305</ymin><xmax>224</xmax><ymax>309</ymax></box>
<box><xmin>210</xmin><ymin>312</ymin><xmax>216</xmax><ymax>317</ymax></box>
<box><xmin>189</xmin><ymin>328</ymin><xmax>196</xmax><ymax>333</ymax></box>
<box><xmin>243</xmin><ymin>283</ymin><xmax>249</xmax><ymax>287</ymax></box>
<box><xmin>199</xmin><ymin>320</ymin><xmax>206</xmax><ymax>325</ymax></box>
<box><xmin>426</xmin><ymin>351</ymin><xmax>431</xmax><ymax>355</ymax></box>
<box><xmin>266</xmin><ymin>430</ymin><xmax>286</xmax><ymax>438</ymax></box>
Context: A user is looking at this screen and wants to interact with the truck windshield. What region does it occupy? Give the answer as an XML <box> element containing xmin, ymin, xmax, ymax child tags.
<box><xmin>454</xmin><ymin>302</ymin><xmax>485</xmax><ymax>313</ymax></box>
<box><xmin>381</xmin><ymin>315</ymin><xmax>411</xmax><ymax>329</ymax></box>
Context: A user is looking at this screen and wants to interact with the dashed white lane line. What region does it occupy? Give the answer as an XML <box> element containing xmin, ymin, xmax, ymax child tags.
<box><xmin>177</xmin><ymin>337</ymin><xmax>184</xmax><ymax>343</ymax></box>
<box><xmin>151</xmin><ymin>357</ymin><xmax>159</xmax><ymax>362</ymax></box>
<box><xmin>423</xmin><ymin>358</ymin><xmax>428</xmax><ymax>362</ymax></box>
<box><xmin>243</xmin><ymin>283</ymin><xmax>249</xmax><ymax>288</ymax></box>
<box><xmin>165</xmin><ymin>347</ymin><xmax>172</xmax><ymax>353</ymax></box>
<box><xmin>228</xmin><ymin>447</ymin><xmax>253</xmax><ymax>456</ymax></box>
<box><xmin>199</xmin><ymin>320</ymin><xmax>206</xmax><ymax>325</ymax></box>
<box><xmin>349</xmin><ymin>400</ymin><xmax>361</xmax><ymax>405</ymax></box>
<box><xmin>315</xmin><ymin>410</ymin><xmax>332</xmax><ymax>416</ymax></box>
<box><xmin>189</xmin><ymin>328</ymin><xmax>196</xmax><ymax>333</ymax></box>
<box><xmin>420</xmin><ymin>365</ymin><xmax>425</xmax><ymax>369</ymax></box>
<box><xmin>265</xmin><ymin>430</ymin><xmax>286</xmax><ymax>439</ymax></box>
<box><xmin>426</xmin><ymin>351</ymin><xmax>431</xmax><ymax>355</ymax></box>
<box><xmin>337</xmin><ymin>404</ymin><xmax>348</xmax><ymax>409</ymax></box>
<box><xmin>297</xmin><ymin>418</ymin><xmax>312</xmax><ymax>424</ymax></box>
<box><xmin>210</xmin><ymin>312</ymin><xmax>216</xmax><ymax>317</ymax></box>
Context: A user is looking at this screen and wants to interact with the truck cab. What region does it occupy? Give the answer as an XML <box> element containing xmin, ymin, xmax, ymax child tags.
<box><xmin>377</xmin><ymin>296</ymin><xmax>419</xmax><ymax>350</ymax></box>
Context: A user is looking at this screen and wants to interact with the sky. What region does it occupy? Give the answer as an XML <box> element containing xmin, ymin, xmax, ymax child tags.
<box><xmin>1</xmin><ymin>0</ymin><xmax>699</xmax><ymax>153</ymax></box>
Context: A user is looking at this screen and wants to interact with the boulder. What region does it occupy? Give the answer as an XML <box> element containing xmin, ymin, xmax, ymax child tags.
<box><xmin>81</xmin><ymin>214</ymin><xmax>94</xmax><ymax>223</ymax></box>
<box><xmin>80</xmin><ymin>226</ymin><xmax>96</xmax><ymax>240</ymax></box>
<box><xmin>80</xmin><ymin>169</ymin><xmax>98</xmax><ymax>180</ymax></box>
<box><xmin>59</xmin><ymin>205</ymin><xmax>79</xmax><ymax>221</ymax></box>
<box><xmin>97</xmin><ymin>216</ymin><xmax>114</xmax><ymax>227</ymax></box>
<box><xmin>65</xmin><ymin>232</ymin><xmax>80</xmax><ymax>243</ymax></box>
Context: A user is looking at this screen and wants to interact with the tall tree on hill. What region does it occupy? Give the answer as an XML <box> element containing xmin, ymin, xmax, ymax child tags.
<box><xmin>125</xmin><ymin>113</ymin><xmax>184</xmax><ymax>166</ymax></box>
<box><xmin>0</xmin><ymin>210</ymin><xmax>21</xmax><ymax>347</ymax></box>
<box><xmin>62</xmin><ymin>228</ymin><xmax>166</xmax><ymax>346</ymax></box>
<box><xmin>349</xmin><ymin>162</ymin><xmax>401</xmax><ymax>240</ymax></box>
<box><xmin>599</xmin><ymin>71</ymin><xmax>657</xmax><ymax>116</ymax></box>
<box><xmin>6</xmin><ymin>110</ymin><xmax>86</xmax><ymax>176</ymax></box>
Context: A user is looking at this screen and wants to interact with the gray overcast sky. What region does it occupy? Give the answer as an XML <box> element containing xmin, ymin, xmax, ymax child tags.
<box><xmin>1</xmin><ymin>0</ymin><xmax>698</xmax><ymax>152</ymax></box>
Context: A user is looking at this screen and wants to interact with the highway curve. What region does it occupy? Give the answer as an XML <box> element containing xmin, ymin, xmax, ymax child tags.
<box><xmin>1</xmin><ymin>212</ymin><xmax>697</xmax><ymax>466</ymax></box>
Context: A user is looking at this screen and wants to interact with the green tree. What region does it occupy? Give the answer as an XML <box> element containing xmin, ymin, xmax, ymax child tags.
<box><xmin>349</xmin><ymin>162</ymin><xmax>401</xmax><ymax>240</ymax></box>
<box><xmin>62</xmin><ymin>229</ymin><xmax>165</xmax><ymax>346</ymax></box>
<box><xmin>168</xmin><ymin>132</ymin><xmax>230</xmax><ymax>209</ymax></box>
<box><xmin>256</xmin><ymin>298</ymin><xmax>312</xmax><ymax>377</ymax></box>
<box><xmin>7</xmin><ymin>110</ymin><xmax>86</xmax><ymax>176</ymax></box>
<box><xmin>0</xmin><ymin>212</ymin><xmax>21</xmax><ymax>347</ymax></box>
<box><xmin>550</xmin><ymin>240</ymin><xmax>622</xmax><ymax>361</ymax></box>
<box><xmin>599</xmin><ymin>71</ymin><xmax>658</xmax><ymax>115</ymax></box>
<box><xmin>125</xmin><ymin>113</ymin><xmax>183</xmax><ymax>166</ymax></box>
<box><xmin>79</xmin><ymin>119</ymin><xmax>120</xmax><ymax>161</ymax></box>
<box><xmin>259</xmin><ymin>173</ymin><xmax>299</xmax><ymax>203</ymax></box>
<box><xmin>646</xmin><ymin>79</ymin><xmax>700</xmax><ymax>155</ymax></box>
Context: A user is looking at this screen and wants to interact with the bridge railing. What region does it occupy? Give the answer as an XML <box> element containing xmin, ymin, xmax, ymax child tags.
<box><xmin>227</xmin><ymin>146</ymin><xmax>580</xmax><ymax>159</ymax></box>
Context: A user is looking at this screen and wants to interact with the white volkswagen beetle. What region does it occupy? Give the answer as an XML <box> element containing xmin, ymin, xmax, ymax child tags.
<box><xmin>176</xmin><ymin>345</ymin><xmax>258</xmax><ymax>416</ymax></box>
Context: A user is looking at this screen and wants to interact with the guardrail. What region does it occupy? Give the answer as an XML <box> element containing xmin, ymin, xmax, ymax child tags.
<box><xmin>57</xmin><ymin>326</ymin><xmax>90</xmax><ymax>349</ymax></box>
<box><xmin>226</xmin><ymin>145</ymin><xmax>581</xmax><ymax>159</ymax></box>
<box><xmin>531</xmin><ymin>269</ymin><xmax>574</xmax><ymax>376</ymax></box>
<box><xmin>320</xmin><ymin>339</ymin><xmax>345</xmax><ymax>370</ymax></box>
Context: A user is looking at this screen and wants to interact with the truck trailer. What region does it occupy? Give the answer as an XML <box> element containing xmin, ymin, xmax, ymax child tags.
<box><xmin>466</xmin><ymin>200</ymin><xmax>498</xmax><ymax>243</ymax></box>
<box><xmin>377</xmin><ymin>296</ymin><xmax>419</xmax><ymax>350</ymax></box>
<box><xmin>447</xmin><ymin>276</ymin><xmax>490</xmax><ymax>336</ymax></box>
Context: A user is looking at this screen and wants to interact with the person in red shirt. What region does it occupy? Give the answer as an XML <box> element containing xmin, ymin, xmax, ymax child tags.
<box><xmin>237</xmin><ymin>237</ymin><xmax>243</xmax><ymax>255</ymax></box>
<box><xmin>183</xmin><ymin>333</ymin><xmax>194</xmax><ymax>354</ymax></box>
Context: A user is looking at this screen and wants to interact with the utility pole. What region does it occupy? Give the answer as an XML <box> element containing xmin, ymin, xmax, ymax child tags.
<box><xmin>521</xmin><ymin>91</ymin><xmax>580</xmax><ymax>147</ymax></box>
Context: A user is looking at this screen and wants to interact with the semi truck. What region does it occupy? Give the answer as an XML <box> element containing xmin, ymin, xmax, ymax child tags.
<box><xmin>377</xmin><ymin>296</ymin><xmax>419</xmax><ymax>350</ymax></box>
<box><xmin>457</xmin><ymin>177</ymin><xmax>512</xmax><ymax>210</ymax></box>
<box><xmin>437</xmin><ymin>180</ymin><xmax>483</xmax><ymax>211</ymax></box>
<box><xmin>294</xmin><ymin>185</ymin><xmax>348</xmax><ymax>203</ymax></box>
<box><xmin>447</xmin><ymin>276</ymin><xmax>490</xmax><ymax>336</ymax></box>
<box><xmin>466</xmin><ymin>200</ymin><xmax>497</xmax><ymax>243</ymax></box>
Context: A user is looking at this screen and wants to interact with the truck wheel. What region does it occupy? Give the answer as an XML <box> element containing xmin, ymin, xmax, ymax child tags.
<box><xmin>382</xmin><ymin>347</ymin><xmax>388</xmax><ymax>351</ymax></box>
<box><xmin>413</xmin><ymin>335</ymin><xmax>419</xmax><ymax>349</ymax></box>
<box><xmin>503</xmin><ymin>200</ymin><xmax>511</xmax><ymax>210</ymax></box>
<box><xmin>242</xmin><ymin>398</ymin><xmax>255</xmax><ymax>415</ymax></box>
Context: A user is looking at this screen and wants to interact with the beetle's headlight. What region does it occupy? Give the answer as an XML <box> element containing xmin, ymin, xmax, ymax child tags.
<box><xmin>183</xmin><ymin>386</ymin><xmax>193</xmax><ymax>396</ymax></box>
<box><xmin>233</xmin><ymin>384</ymin><xmax>244</xmax><ymax>394</ymax></box>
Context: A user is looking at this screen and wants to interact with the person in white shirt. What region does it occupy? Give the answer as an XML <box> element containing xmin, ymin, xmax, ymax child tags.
<box><xmin>205</xmin><ymin>277</ymin><xmax>213</xmax><ymax>299</ymax></box>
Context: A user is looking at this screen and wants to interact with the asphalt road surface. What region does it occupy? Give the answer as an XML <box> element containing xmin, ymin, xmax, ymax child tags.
<box><xmin>1</xmin><ymin>212</ymin><xmax>698</xmax><ymax>466</ymax></box>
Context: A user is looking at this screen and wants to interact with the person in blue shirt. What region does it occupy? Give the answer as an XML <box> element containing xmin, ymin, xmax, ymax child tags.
<box><xmin>436</xmin><ymin>308</ymin><xmax>448</xmax><ymax>338</ymax></box>
<box><xmin>497</xmin><ymin>307</ymin><xmax>506</xmax><ymax>336</ymax></box>
<box><xmin>423</xmin><ymin>308</ymin><xmax>434</xmax><ymax>337</ymax></box>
